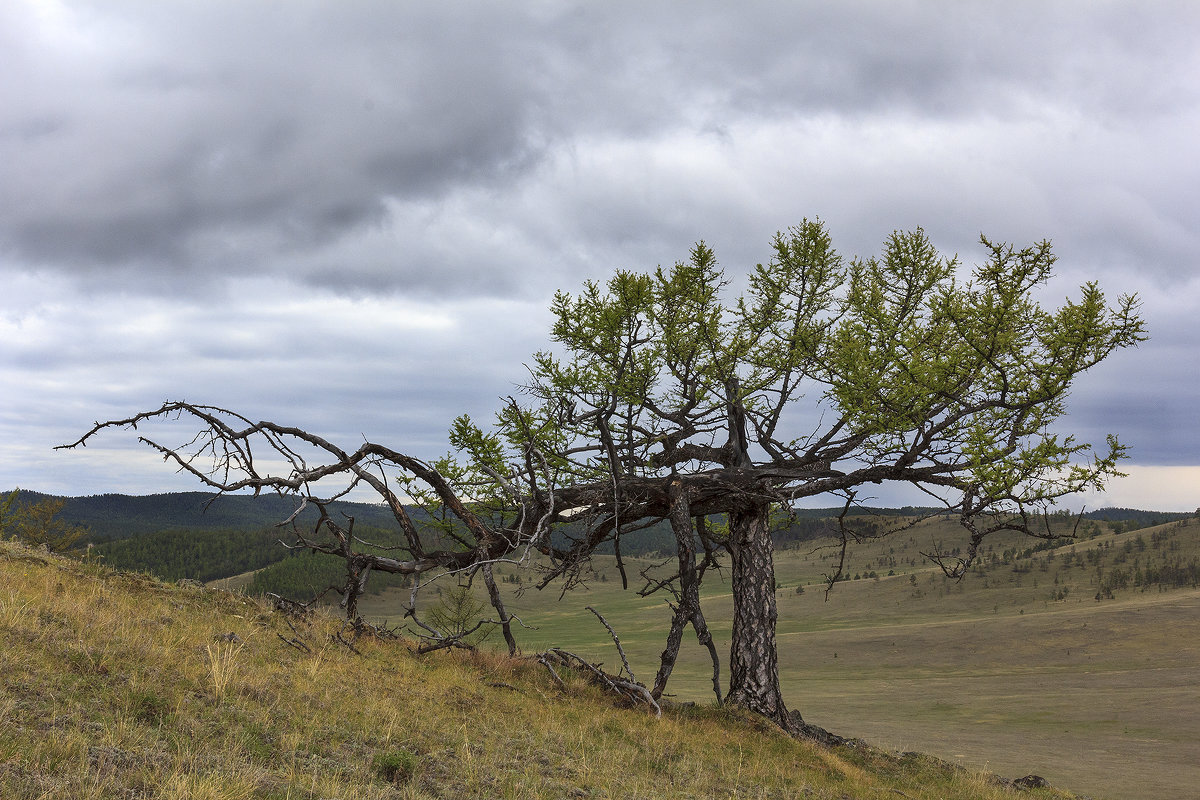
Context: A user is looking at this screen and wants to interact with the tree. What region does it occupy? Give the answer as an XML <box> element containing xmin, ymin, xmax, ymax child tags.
<box><xmin>450</xmin><ymin>219</ymin><xmax>1144</xmax><ymax>733</ymax></box>
<box><xmin>58</xmin><ymin>220</ymin><xmax>1143</xmax><ymax>738</ymax></box>
<box><xmin>421</xmin><ymin>583</ymin><xmax>495</xmax><ymax>651</ymax></box>
<box><xmin>1</xmin><ymin>489</ymin><xmax>89</xmax><ymax>552</ymax></box>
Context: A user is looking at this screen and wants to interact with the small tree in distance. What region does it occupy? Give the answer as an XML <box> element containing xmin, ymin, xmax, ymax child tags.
<box><xmin>1</xmin><ymin>489</ymin><xmax>89</xmax><ymax>553</ymax></box>
<box><xmin>421</xmin><ymin>584</ymin><xmax>494</xmax><ymax>651</ymax></box>
<box><xmin>58</xmin><ymin>219</ymin><xmax>1144</xmax><ymax>740</ymax></box>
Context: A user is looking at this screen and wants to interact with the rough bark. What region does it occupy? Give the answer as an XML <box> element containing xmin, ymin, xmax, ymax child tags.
<box><xmin>652</xmin><ymin>477</ymin><xmax>721</xmax><ymax>703</ymax></box>
<box><xmin>652</xmin><ymin>605</ymin><xmax>688</xmax><ymax>700</ymax></box>
<box><xmin>482</xmin><ymin>563</ymin><xmax>518</xmax><ymax>656</ymax></box>
<box><xmin>725</xmin><ymin>500</ymin><xmax>795</xmax><ymax>730</ymax></box>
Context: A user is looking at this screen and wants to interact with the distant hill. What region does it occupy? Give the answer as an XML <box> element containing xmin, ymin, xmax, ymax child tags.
<box><xmin>13</xmin><ymin>489</ymin><xmax>1186</xmax><ymax>545</ymax></box>
<box><xmin>7</xmin><ymin>489</ymin><xmax>1190</xmax><ymax>593</ymax></box>
<box><xmin>1081</xmin><ymin>507</ymin><xmax>1194</xmax><ymax>525</ymax></box>
<box><xmin>7</xmin><ymin>489</ymin><xmax>399</xmax><ymax>542</ymax></box>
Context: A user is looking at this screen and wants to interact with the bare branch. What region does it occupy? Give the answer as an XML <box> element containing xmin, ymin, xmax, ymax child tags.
<box><xmin>586</xmin><ymin>605</ymin><xmax>635</xmax><ymax>683</ymax></box>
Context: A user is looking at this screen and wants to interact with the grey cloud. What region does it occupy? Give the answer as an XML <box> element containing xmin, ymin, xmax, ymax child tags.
<box><xmin>2</xmin><ymin>1</ymin><xmax>1198</xmax><ymax>501</ymax></box>
<box><xmin>1</xmin><ymin>276</ymin><xmax>548</xmax><ymax>488</ymax></box>
<box><xmin>1</xmin><ymin>3</ymin><xmax>556</xmax><ymax>281</ymax></box>
<box><xmin>5</xmin><ymin>2</ymin><xmax>1199</xmax><ymax>296</ymax></box>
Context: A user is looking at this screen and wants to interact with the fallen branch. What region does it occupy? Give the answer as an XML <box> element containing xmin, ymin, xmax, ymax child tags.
<box><xmin>333</xmin><ymin>622</ymin><xmax>362</xmax><ymax>655</ymax></box>
<box><xmin>538</xmin><ymin>652</ymin><xmax>567</xmax><ymax>688</ymax></box>
<box><xmin>539</xmin><ymin>648</ymin><xmax>660</xmax><ymax>718</ymax></box>
<box><xmin>276</xmin><ymin>632</ymin><xmax>312</xmax><ymax>654</ymax></box>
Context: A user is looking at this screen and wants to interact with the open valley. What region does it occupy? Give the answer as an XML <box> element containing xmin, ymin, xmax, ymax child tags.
<box><xmin>360</xmin><ymin>515</ymin><xmax>1200</xmax><ymax>800</ymax></box>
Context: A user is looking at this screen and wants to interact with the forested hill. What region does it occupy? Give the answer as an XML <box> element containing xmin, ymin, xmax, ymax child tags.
<box><xmin>1081</xmin><ymin>507</ymin><xmax>1195</xmax><ymax>526</ymax></box>
<box><xmin>8</xmin><ymin>489</ymin><xmax>1191</xmax><ymax>545</ymax></box>
<box><xmin>7</xmin><ymin>489</ymin><xmax>1192</xmax><ymax>602</ymax></box>
<box><xmin>8</xmin><ymin>490</ymin><xmax>400</xmax><ymax>542</ymax></box>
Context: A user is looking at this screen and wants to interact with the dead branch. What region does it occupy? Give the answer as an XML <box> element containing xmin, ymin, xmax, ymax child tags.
<box><xmin>333</xmin><ymin>622</ymin><xmax>363</xmax><ymax>655</ymax></box>
<box><xmin>539</xmin><ymin>648</ymin><xmax>660</xmax><ymax>718</ymax></box>
<box><xmin>267</xmin><ymin>592</ymin><xmax>313</xmax><ymax>619</ymax></box>
<box><xmin>586</xmin><ymin>605</ymin><xmax>635</xmax><ymax>683</ymax></box>
<box><xmin>538</xmin><ymin>653</ymin><xmax>567</xmax><ymax>688</ymax></box>
<box><xmin>277</xmin><ymin>632</ymin><xmax>312</xmax><ymax>654</ymax></box>
<box><xmin>412</xmin><ymin>618</ymin><xmax>492</xmax><ymax>654</ymax></box>
<box><xmin>482</xmin><ymin>562</ymin><xmax>518</xmax><ymax>656</ymax></box>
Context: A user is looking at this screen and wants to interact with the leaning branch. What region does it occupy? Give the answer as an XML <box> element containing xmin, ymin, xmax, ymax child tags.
<box><xmin>587</xmin><ymin>605</ymin><xmax>636</xmax><ymax>683</ymax></box>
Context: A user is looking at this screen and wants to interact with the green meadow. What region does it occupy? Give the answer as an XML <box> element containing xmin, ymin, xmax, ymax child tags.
<box><xmin>360</xmin><ymin>514</ymin><xmax>1200</xmax><ymax>800</ymax></box>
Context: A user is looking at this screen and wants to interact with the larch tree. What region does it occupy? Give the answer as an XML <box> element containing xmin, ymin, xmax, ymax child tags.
<box><xmin>450</xmin><ymin>219</ymin><xmax>1144</xmax><ymax>734</ymax></box>
<box><xmin>59</xmin><ymin>219</ymin><xmax>1144</xmax><ymax>738</ymax></box>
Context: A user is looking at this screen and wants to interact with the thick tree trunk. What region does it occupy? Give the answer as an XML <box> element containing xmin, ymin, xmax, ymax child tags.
<box><xmin>725</xmin><ymin>501</ymin><xmax>796</xmax><ymax>731</ymax></box>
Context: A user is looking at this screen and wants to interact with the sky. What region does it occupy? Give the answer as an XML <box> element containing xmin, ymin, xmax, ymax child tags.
<box><xmin>2</xmin><ymin>1</ymin><xmax>1197</xmax><ymax>512</ymax></box>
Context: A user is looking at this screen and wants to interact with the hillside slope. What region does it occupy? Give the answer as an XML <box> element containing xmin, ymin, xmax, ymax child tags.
<box><xmin>359</xmin><ymin>515</ymin><xmax>1200</xmax><ymax>800</ymax></box>
<box><xmin>0</xmin><ymin>539</ymin><xmax>1079</xmax><ymax>800</ymax></box>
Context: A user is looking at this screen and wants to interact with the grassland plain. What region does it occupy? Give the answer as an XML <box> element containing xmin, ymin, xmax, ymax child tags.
<box><xmin>360</xmin><ymin>515</ymin><xmax>1200</xmax><ymax>800</ymax></box>
<box><xmin>0</xmin><ymin>538</ymin><xmax>1083</xmax><ymax>800</ymax></box>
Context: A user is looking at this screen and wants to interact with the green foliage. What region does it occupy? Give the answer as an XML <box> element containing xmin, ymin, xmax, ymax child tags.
<box><xmin>426</xmin><ymin>584</ymin><xmax>493</xmax><ymax>647</ymax></box>
<box><xmin>244</xmin><ymin>520</ymin><xmax>426</xmax><ymax>602</ymax></box>
<box><xmin>474</xmin><ymin>220</ymin><xmax>1144</xmax><ymax>525</ymax></box>
<box><xmin>93</xmin><ymin>527</ymin><xmax>288</xmax><ymax>582</ymax></box>
<box><xmin>1084</xmin><ymin>507</ymin><xmax>1191</xmax><ymax>527</ymax></box>
<box><xmin>249</xmin><ymin>552</ymin><xmax>345</xmax><ymax>599</ymax></box>
<box><xmin>0</xmin><ymin>489</ymin><xmax>88</xmax><ymax>552</ymax></box>
<box><xmin>0</xmin><ymin>489</ymin><xmax>15</xmax><ymax>527</ymax></box>
<box><xmin>372</xmin><ymin>748</ymin><xmax>420</xmax><ymax>784</ymax></box>
<box><xmin>248</xmin><ymin>550</ymin><xmax>412</xmax><ymax>601</ymax></box>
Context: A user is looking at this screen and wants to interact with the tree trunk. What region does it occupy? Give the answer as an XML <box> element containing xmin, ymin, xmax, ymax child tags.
<box><xmin>652</xmin><ymin>603</ymin><xmax>688</xmax><ymax>700</ymax></box>
<box><xmin>481</xmin><ymin>563</ymin><xmax>518</xmax><ymax>656</ymax></box>
<box><xmin>725</xmin><ymin>501</ymin><xmax>796</xmax><ymax>731</ymax></box>
<box><xmin>653</xmin><ymin>477</ymin><xmax>721</xmax><ymax>703</ymax></box>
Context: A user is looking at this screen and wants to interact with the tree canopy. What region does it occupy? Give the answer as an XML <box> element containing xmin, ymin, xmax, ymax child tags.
<box><xmin>1</xmin><ymin>489</ymin><xmax>89</xmax><ymax>553</ymax></box>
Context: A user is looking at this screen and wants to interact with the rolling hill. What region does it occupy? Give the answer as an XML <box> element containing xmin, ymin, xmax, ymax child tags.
<box><xmin>5</xmin><ymin>490</ymin><xmax>1196</xmax><ymax>797</ymax></box>
<box><xmin>355</xmin><ymin>513</ymin><xmax>1200</xmax><ymax>800</ymax></box>
<box><xmin>0</xmin><ymin>537</ymin><xmax>1084</xmax><ymax>799</ymax></box>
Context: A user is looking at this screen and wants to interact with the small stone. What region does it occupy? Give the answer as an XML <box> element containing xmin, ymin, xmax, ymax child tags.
<box><xmin>1013</xmin><ymin>774</ymin><xmax>1050</xmax><ymax>790</ymax></box>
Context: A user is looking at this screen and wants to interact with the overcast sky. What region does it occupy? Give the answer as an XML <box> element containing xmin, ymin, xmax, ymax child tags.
<box><xmin>2</xmin><ymin>1</ymin><xmax>1197</xmax><ymax>511</ymax></box>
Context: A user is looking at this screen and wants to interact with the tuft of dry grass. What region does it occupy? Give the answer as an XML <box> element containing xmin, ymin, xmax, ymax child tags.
<box><xmin>204</xmin><ymin>638</ymin><xmax>245</xmax><ymax>701</ymax></box>
<box><xmin>0</xmin><ymin>537</ymin><xmax>1084</xmax><ymax>799</ymax></box>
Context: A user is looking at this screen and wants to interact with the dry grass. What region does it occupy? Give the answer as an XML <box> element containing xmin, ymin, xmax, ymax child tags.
<box><xmin>0</xmin><ymin>537</ymin><xmax>1083</xmax><ymax>799</ymax></box>
<box><xmin>204</xmin><ymin>637</ymin><xmax>245</xmax><ymax>701</ymax></box>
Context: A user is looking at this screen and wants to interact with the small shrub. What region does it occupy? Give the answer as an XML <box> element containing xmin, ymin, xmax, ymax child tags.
<box><xmin>373</xmin><ymin>748</ymin><xmax>420</xmax><ymax>784</ymax></box>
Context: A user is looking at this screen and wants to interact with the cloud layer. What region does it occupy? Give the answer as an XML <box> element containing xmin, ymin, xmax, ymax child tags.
<box><xmin>2</xmin><ymin>1</ymin><xmax>1197</xmax><ymax>508</ymax></box>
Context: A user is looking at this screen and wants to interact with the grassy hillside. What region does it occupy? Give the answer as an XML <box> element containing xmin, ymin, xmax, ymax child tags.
<box><xmin>0</xmin><ymin>539</ymin><xmax>1082</xmax><ymax>800</ymax></box>
<box><xmin>358</xmin><ymin>514</ymin><xmax>1200</xmax><ymax>800</ymax></box>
